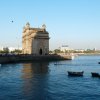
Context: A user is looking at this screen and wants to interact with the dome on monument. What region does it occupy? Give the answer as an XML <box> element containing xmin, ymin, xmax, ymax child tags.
<box><xmin>26</xmin><ymin>22</ymin><xmax>30</xmax><ymax>28</ymax></box>
<box><xmin>42</xmin><ymin>24</ymin><xmax>46</xmax><ymax>29</ymax></box>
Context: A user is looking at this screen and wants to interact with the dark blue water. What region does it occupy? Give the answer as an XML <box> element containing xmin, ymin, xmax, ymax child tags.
<box><xmin>0</xmin><ymin>55</ymin><xmax>100</xmax><ymax>100</ymax></box>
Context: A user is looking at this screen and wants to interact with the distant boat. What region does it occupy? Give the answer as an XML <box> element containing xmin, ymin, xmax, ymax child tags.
<box><xmin>91</xmin><ymin>72</ymin><xmax>100</xmax><ymax>77</ymax></box>
<box><xmin>67</xmin><ymin>71</ymin><xmax>84</xmax><ymax>76</ymax></box>
<box><xmin>98</xmin><ymin>62</ymin><xmax>100</xmax><ymax>64</ymax></box>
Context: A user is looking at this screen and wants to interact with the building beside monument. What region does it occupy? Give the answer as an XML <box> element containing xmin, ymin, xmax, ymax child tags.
<box><xmin>22</xmin><ymin>22</ymin><xmax>49</xmax><ymax>55</ymax></box>
<box><xmin>60</xmin><ymin>45</ymin><xmax>70</xmax><ymax>52</ymax></box>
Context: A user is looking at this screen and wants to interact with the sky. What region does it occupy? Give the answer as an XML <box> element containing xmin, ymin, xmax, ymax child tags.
<box><xmin>0</xmin><ymin>0</ymin><xmax>100</xmax><ymax>50</ymax></box>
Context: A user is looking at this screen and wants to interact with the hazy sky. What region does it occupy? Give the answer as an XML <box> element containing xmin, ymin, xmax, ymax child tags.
<box><xmin>0</xmin><ymin>0</ymin><xmax>100</xmax><ymax>50</ymax></box>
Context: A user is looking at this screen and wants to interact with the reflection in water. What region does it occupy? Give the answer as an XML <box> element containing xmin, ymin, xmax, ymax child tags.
<box><xmin>22</xmin><ymin>62</ymin><xmax>49</xmax><ymax>78</ymax></box>
<box><xmin>21</xmin><ymin>62</ymin><xmax>49</xmax><ymax>99</ymax></box>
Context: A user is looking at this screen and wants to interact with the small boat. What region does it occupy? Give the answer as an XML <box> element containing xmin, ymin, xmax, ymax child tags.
<box><xmin>91</xmin><ymin>72</ymin><xmax>100</xmax><ymax>77</ymax></box>
<box><xmin>98</xmin><ymin>62</ymin><xmax>100</xmax><ymax>64</ymax></box>
<box><xmin>67</xmin><ymin>71</ymin><xmax>84</xmax><ymax>76</ymax></box>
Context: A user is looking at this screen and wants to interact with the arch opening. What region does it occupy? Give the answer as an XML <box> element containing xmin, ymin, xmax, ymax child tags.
<box><xmin>39</xmin><ymin>48</ymin><xmax>42</xmax><ymax>55</ymax></box>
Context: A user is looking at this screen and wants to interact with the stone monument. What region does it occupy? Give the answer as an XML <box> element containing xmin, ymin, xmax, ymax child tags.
<box><xmin>22</xmin><ymin>22</ymin><xmax>49</xmax><ymax>55</ymax></box>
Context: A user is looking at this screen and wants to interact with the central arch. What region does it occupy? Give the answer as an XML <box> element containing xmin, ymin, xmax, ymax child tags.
<box><xmin>39</xmin><ymin>48</ymin><xmax>42</xmax><ymax>55</ymax></box>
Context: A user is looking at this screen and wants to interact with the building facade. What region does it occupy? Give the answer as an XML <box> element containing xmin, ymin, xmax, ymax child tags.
<box><xmin>22</xmin><ymin>22</ymin><xmax>49</xmax><ymax>55</ymax></box>
<box><xmin>60</xmin><ymin>45</ymin><xmax>70</xmax><ymax>52</ymax></box>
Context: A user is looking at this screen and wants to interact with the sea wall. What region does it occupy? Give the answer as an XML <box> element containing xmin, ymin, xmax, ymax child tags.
<box><xmin>0</xmin><ymin>54</ymin><xmax>73</xmax><ymax>64</ymax></box>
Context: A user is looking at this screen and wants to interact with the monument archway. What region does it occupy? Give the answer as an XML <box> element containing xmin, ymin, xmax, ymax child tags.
<box><xmin>39</xmin><ymin>48</ymin><xmax>42</xmax><ymax>55</ymax></box>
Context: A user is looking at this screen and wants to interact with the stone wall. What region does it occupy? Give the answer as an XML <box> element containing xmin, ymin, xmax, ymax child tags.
<box><xmin>0</xmin><ymin>54</ymin><xmax>72</xmax><ymax>64</ymax></box>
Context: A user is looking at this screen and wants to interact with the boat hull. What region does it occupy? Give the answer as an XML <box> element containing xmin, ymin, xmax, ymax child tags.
<box><xmin>68</xmin><ymin>71</ymin><xmax>84</xmax><ymax>76</ymax></box>
<box><xmin>91</xmin><ymin>72</ymin><xmax>100</xmax><ymax>77</ymax></box>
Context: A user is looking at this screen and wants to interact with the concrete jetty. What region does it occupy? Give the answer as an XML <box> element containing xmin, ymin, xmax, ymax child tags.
<box><xmin>0</xmin><ymin>54</ymin><xmax>74</xmax><ymax>64</ymax></box>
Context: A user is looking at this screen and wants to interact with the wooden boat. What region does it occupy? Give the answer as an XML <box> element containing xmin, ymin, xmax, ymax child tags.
<box><xmin>67</xmin><ymin>71</ymin><xmax>84</xmax><ymax>76</ymax></box>
<box><xmin>91</xmin><ymin>72</ymin><xmax>100</xmax><ymax>77</ymax></box>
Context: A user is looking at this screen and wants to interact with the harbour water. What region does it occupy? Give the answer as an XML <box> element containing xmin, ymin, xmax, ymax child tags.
<box><xmin>0</xmin><ymin>55</ymin><xmax>100</xmax><ymax>100</ymax></box>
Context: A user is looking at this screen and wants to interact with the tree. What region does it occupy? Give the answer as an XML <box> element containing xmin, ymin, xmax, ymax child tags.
<box><xmin>54</xmin><ymin>49</ymin><xmax>61</xmax><ymax>54</ymax></box>
<box><xmin>11</xmin><ymin>49</ymin><xmax>22</xmax><ymax>54</ymax></box>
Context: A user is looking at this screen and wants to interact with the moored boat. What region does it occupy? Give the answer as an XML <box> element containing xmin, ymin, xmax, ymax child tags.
<box><xmin>98</xmin><ymin>62</ymin><xmax>100</xmax><ymax>64</ymax></box>
<box><xmin>91</xmin><ymin>72</ymin><xmax>100</xmax><ymax>77</ymax></box>
<box><xmin>67</xmin><ymin>71</ymin><xmax>84</xmax><ymax>76</ymax></box>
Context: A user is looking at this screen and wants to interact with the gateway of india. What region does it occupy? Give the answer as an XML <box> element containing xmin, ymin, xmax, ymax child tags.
<box><xmin>22</xmin><ymin>22</ymin><xmax>50</xmax><ymax>55</ymax></box>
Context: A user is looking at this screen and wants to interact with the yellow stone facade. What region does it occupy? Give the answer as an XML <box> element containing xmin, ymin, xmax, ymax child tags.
<box><xmin>22</xmin><ymin>23</ymin><xmax>49</xmax><ymax>55</ymax></box>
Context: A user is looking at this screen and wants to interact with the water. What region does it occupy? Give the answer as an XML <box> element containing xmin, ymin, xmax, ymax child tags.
<box><xmin>0</xmin><ymin>55</ymin><xmax>100</xmax><ymax>100</ymax></box>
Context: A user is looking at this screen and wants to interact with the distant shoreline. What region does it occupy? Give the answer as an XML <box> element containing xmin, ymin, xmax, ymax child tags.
<box><xmin>76</xmin><ymin>53</ymin><xmax>100</xmax><ymax>56</ymax></box>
